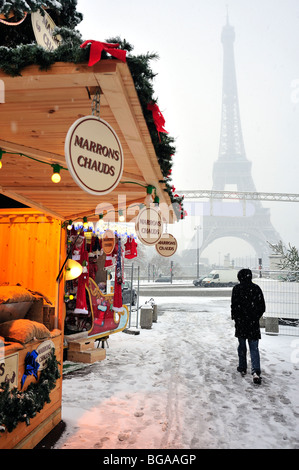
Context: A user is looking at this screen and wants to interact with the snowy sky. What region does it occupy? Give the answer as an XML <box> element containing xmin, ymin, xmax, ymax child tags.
<box><xmin>77</xmin><ymin>0</ymin><xmax>299</xmax><ymax>264</ymax></box>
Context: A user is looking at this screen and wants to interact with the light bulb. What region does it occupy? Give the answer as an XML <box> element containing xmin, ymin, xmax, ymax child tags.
<box><xmin>51</xmin><ymin>172</ymin><xmax>61</xmax><ymax>183</ymax></box>
<box><xmin>144</xmin><ymin>193</ymin><xmax>153</xmax><ymax>206</ymax></box>
<box><xmin>118</xmin><ymin>210</ymin><xmax>125</xmax><ymax>222</ymax></box>
<box><xmin>51</xmin><ymin>164</ymin><xmax>61</xmax><ymax>183</ymax></box>
<box><xmin>83</xmin><ymin>216</ymin><xmax>89</xmax><ymax>229</ymax></box>
<box><xmin>144</xmin><ymin>185</ymin><xmax>154</xmax><ymax>206</ymax></box>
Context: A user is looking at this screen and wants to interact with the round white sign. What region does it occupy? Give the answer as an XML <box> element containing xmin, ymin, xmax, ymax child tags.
<box><xmin>65</xmin><ymin>116</ymin><xmax>124</xmax><ymax>196</ymax></box>
<box><xmin>31</xmin><ymin>10</ymin><xmax>62</xmax><ymax>51</ymax></box>
<box><xmin>155</xmin><ymin>233</ymin><xmax>178</xmax><ymax>257</ymax></box>
<box><xmin>135</xmin><ymin>206</ymin><xmax>163</xmax><ymax>246</ymax></box>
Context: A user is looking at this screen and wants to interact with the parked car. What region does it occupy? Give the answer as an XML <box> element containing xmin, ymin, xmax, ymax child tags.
<box><xmin>110</xmin><ymin>280</ymin><xmax>137</xmax><ymax>305</ymax></box>
<box><xmin>193</xmin><ymin>276</ymin><xmax>206</xmax><ymax>287</ymax></box>
<box><xmin>155</xmin><ymin>276</ymin><xmax>171</xmax><ymax>282</ymax></box>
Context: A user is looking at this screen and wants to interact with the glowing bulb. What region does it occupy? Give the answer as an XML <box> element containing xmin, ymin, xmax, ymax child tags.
<box><xmin>118</xmin><ymin>210</ymin><xmax>125</xmax><ymax>222</ymax></box>
<box><xmin>144</xmin><ymin>193</ymin><xmax>153</xmax><ymax>206</ymax></box>
<box><xmin>83</xmin><ymin>216</ymin><xmax>89</xmax><ymax>229</ymax></box>
<box><xmin>65</xmin><ymin>259</ymin><xmax>83</xmax><ymax>281</ymax></box>
<box><xmin>51</xmin><ymin>164</ymin><xmax>61</xmax><ymax>183</ymax></box>
<box><xmin>0</xmin><ymin>149</ymin><xmax>4</xmax><ymax>169</ymax></box>
<box><xmin>52</xmin><ymin>173</ymin><xmax>61</xmax><ymax>183</ymax></box>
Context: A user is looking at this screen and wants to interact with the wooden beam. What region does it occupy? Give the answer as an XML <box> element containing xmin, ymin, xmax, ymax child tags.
<box><xmin>0</xmin><ymin>187</ymin><xmax>64</xmax><ymax>220</ymax></box>
<box><xmin>95</xmin><ymin>63</ymin><xmax>169</xmax><ymax>204</ymax></box>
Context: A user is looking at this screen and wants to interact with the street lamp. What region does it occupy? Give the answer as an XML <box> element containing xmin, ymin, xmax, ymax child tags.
<box><xmin>194</xmin><ymin>225</ymin><xmax>201</xmax><ymax>279</ymax></box>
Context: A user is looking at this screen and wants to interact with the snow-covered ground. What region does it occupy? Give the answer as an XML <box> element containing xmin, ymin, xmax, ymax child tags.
<box><xmin>54</xmin><ymin>295</ymin><xmax>299</xmax><ymax>450</ymax></box>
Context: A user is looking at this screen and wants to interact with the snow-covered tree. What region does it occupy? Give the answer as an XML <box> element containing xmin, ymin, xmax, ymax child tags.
<box><xmin>268</xmin><ymin>240</ymin><xmax>299</xmax><ymax>275</ymax></box>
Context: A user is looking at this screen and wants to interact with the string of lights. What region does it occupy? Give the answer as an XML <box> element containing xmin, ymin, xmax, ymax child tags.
<box><xmin>0</xmin><ymin>148</ymin><xmax>161</xmax><ymax>229</ymax></box>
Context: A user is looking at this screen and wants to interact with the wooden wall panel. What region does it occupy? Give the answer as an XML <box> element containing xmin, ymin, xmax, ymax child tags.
<box><xmin>0</xmin><ymin>334</ymin><xmax>63</xmax><ymax>449</ymax></box>
<box><xmin>0</xmin><ymin>210</ymin><xmax>62</xmax><ymax>305</ymax></box>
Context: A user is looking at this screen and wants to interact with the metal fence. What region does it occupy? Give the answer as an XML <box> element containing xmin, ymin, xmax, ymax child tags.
<box><xmin>254</xmin><ymin>271</ymin><xmax>299</xmax><ymax>337</ymax></box>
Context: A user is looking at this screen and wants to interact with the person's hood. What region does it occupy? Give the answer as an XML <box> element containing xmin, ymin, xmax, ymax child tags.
<box><xmin>237</xmin><ymin>268</ymin><xmax>252</xmax><ymax>283</ymax></box>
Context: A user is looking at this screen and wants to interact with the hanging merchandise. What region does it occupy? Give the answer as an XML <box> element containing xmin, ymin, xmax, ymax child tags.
<box><xmin>88</xmin><ymin>239</ymin><xmax>98</xmax><ymax>281</ymax></box>
<box><xmin>131</xmin><ymin>237</ymin><xmax>138</xmax><ymax>258</ymax></box>
<box><xmin>89</xmin><ymin>255</ymin><xmax>98</xmax><ymax>280</ymax></box>
<box><xmin>74</xmin><ymin>248</ymin><xmax>89</xmax><ymax>315</ymax></box>
<box><xmin>124</xmin><ymin>235</ymin><xmax>138</xmax><ymax>259</ymax></box>
<box><xmin>104</xmin><ymin>253</ymin><xmax>113</xmax><ymax>270</ymax></box>
<box><xmin>71</xmin><ymin>230</ymin><xmax>85</xmax><ymax>261</ymax></box>
<box><xmin>91</xmin><ymin>235</ymin><xmax>102</xmax><ymax>254</ymax></box>
<box><xmin>113</xmin><ymin>237</ymin><xmax>123</xmax><ymax>312</ymax></box>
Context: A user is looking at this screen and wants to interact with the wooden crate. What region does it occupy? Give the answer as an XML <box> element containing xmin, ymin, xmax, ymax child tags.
<box><xmin>43</xmin><ymin>305</ymin><xmax>56</xmax><ymax>331</ymax></box>
<box><xmin>68</xmin><ymin>337</ymin><xmax>96</xmax><ymax>352</ymax></box>
<box><xmin>67</xmin><ymin>347</ymin><xmax>106</xmax><ymax>364</ymax></box>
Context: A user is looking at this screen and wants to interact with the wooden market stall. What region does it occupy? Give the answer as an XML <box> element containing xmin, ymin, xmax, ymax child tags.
<box><xmin>0</xmin><ymin>209</ymin><xmax>65</xmax><ymax>449</ymax></box>
<box><xmin>0</xmin><ymin>57</ymin><xmax>179</xmax><ymax>448</ymax></box>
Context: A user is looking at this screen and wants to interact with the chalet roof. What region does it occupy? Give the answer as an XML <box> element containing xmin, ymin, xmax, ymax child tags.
<box><xmin>0</xmin><ymin>60</ymin><xmax>176</xmax><ymax>224</ymax></box>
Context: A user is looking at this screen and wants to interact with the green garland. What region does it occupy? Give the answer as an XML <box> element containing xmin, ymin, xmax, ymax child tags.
<box><xmin>0</xmin><ymin>3</ymin><xmax>185</xmax><ymax>219</ymax></box>
<box><xmin>0</xmin><ymin>349</ymin><xmax>60</xmax><ymax>434</ymax></box>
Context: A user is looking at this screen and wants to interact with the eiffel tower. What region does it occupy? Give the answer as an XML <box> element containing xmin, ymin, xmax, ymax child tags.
<box><xmin>197</xmin><ymin>15</ymin><xmax>281</xmax><ymax>264</ymax></box>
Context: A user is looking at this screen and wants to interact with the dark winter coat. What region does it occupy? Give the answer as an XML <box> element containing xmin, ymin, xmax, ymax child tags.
<box><xmin>231</xmin><ymin>269</ymin><xmax>266</xmax><ymax>340</ymax></box>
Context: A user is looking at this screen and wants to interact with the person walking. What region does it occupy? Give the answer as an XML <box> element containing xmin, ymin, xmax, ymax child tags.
<box><xmin>231</xmin><ymin>268</ymin><xmax>266</xmax><ymax>384</ymax></box>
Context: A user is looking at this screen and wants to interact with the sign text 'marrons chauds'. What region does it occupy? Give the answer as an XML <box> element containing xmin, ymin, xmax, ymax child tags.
<box><xmin>74</xmin><ymin>135</ymin><xmax>120</xmax><ymax>177</ymax></box>
<box><xmin>139</xmin><ymin>216</ymin><xmax>162</xmax><ymax>235</ymax></box>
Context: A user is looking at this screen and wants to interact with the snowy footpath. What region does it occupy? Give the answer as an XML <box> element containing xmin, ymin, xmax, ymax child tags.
<box><xmin>54</xmin><ymin>296</ymin><xmax>299</xmax><ymax>450</ymax></box>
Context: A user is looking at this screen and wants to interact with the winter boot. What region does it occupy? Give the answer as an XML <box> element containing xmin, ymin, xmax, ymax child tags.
<box><xmin>252</xmin><ymin>372</ymin><xmax>261</xmax><ymax>384</ymax></box>
<box><xmin>237</xmin><ymin>367</ymin><xmax>247</xmax><ymax>376</ymax></box>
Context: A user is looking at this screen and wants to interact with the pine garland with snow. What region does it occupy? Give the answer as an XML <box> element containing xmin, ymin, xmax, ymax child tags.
<box><xmin>0</xmin><ymin>349</ymin><xmax>60</xmax><ymax>434</ymax></box>
<box><xmin>0</xmin><ymin>0</ymin><xmax>62</xmax><ymax>18</ymax></box>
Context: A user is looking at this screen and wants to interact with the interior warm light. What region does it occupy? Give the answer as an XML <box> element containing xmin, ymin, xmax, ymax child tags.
<box><xmin>67</xmin><ymin>220</ymin><xmax>73</xmax><ymax>230</ymax></box>
<box><xmin>51</xmin><ymin>164</ymin><xmax>61</xmax><ymax>183</ymax></box>
<box><xmin>83</xmin><ymin>216</ymin><xmax>89</xmax><ymax>229</ymax></box>
<box><xmin>65</xmin><ymin>259</ymin><xmax>83</xmax><ymax>281</ymax></box>
<box><xmin>118</xmin><ymin>209</ymin><xmax>125</xmax><ymax>222</ymax></box>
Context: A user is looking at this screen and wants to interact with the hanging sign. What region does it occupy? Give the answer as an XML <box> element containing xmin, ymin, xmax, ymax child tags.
<box><xmin>31</xmin><ymin>10</ymin><xmax>62</xmax><ymax>51</ymax></box>
<box><xmin>135</xmin><ymin>207</ymin><xmax>163</xmax><ymax>246</ymax></box>
<box><xmin>155</xmin><ymin>233</ymin><xmax>178</xmax><ymax>257</ymax></box>
<box><xmin>102</xmin><ymin>229</ymin><xmax>116</xmax><ymax>255</ymax></box>
<box><xmin>36</xmin><ymin>340</ymin><xmax>55</xmax><ymax>371</ymax></box>
<box><xmin>65</xmin><ymin>116</ymin><xmax>124</xmax><ymax>196</ymax></box>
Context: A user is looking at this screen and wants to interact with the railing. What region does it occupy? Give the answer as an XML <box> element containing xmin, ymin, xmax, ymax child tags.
<box><xmin>254</xmin><ymin>271</ymin><xmax>299</xmax><ymax>336</ymax></box>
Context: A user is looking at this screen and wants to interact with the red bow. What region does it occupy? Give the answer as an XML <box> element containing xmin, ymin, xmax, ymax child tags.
<box><xmin>80</xmin><ymin>40</ymin><xmax>127</xmax><ymax>66</ymax></box>
<box><xmin>147</xmin><ymin>102</ymin><xmax>168</xmax><ymax>139</ymax></box>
